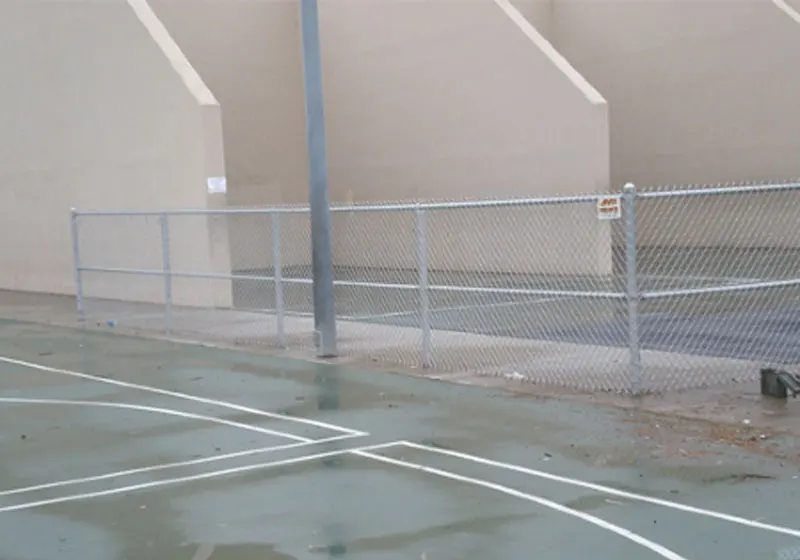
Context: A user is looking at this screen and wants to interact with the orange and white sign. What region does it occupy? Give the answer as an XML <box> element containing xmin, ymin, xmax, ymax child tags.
<box><xmin>597</xmin><ymin>195</ymin><xmax>622</xmax><ymax>220</ymax></box>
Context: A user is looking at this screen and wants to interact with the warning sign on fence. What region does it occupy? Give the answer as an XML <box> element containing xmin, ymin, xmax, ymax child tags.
<box><xmin>597</xmin><ymin>195</ymin><xmax>621</xmax><ymax>220</ymax></box>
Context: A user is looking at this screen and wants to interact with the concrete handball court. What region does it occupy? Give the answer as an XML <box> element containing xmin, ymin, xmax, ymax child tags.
<box><xmin>1</xmin><ymin>320</ymin><xmax>799</xmax><ymax>559</ymax></box>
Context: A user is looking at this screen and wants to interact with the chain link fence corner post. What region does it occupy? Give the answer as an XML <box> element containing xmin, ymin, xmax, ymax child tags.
<box><xmin>159</xmin><ymin>212</ymin><xmax>173</xmax><ymax>333</ymax></box>
<box><xmin>271</xmin><ymin>211</ymin><xmax>286</xmax><ymax>349</ymax></box>
<box><xmin>623</xmin><ymin>183</ymin><xmax>643</xmax><ymax>394</ymax></box>
<box><xmin>415</xmin><ymin>204</ymin><xmax>432</xmax><ymax>368</ymax></box>
<box><xmin>70</xmin><ymin>208</ymin><xmax>85</xmax><ymax>323</ymax></box>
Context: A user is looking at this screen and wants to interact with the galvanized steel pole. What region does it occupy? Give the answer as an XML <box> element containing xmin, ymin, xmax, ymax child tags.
<box><xmin>300</xmin><ymin>0</ymin><xmax>337</xmax><ymax>357</ymax></box>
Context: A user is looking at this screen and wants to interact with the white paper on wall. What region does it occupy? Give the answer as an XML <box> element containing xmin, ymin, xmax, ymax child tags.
<box><xmin>207</xmin><ymin>177</ymin><xmax>227</xmax><ymax>194</ymax></box>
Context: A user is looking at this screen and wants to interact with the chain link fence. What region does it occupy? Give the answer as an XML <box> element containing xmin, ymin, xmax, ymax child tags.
<box><xmin>71</xmin><ymin>182</ymin><xmax>800</xmax><ymax>394</ymax></box>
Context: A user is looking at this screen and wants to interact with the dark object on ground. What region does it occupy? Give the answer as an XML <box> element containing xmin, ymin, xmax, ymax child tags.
<box><xmin>760</xmin><ymin>368</ymin><xmax>800</xmax><ymax>398</ymax></box>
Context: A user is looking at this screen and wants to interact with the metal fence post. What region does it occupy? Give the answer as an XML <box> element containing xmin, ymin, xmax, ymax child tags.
<box><xmin>272</xmin><ymin>212</ymin><xmax>286</xmax><ymax>348</ymax></box>
<box><xmin>70</xmin><ymin>208</ymin><xmax>85</xmax><ymax>322</ymax></box>
<box><xmin>160</xmin><ymin>213</ymin><xmax>173</xmax><ymax>332</ymax></box>
<box><xmin>416</xmin><ymin>205</ymin><xmax>432</xmax><ymax>368</ymax></box>
<box><xmin>623</xmin><ymin>183</ymin><xmax>643</xmax><ymax>394</ymax></box>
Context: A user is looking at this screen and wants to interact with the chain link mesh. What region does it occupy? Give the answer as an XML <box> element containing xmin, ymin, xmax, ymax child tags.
<box><xmin>421</xmin><ymin>201</ymin><xmax>628</xmax><ymax>391</ymax></box>
<box><xmin>330</xmin><ymin>207</ymin><xmax>422</xmax><ymax>366</ymax></box>
<box><xmin>636</xmin><ymin>182</ymin><xmax>800</xmax><ymax>392</ymax></box>
<box><xmin>78</xmin><ymin>214</ymin><xmax>165</xmax><ymax>330</ymax></box>
<box><xmin>72</xmin><ymin>182</ymin><xmax>800</xmax><ymax>395</ymax></box>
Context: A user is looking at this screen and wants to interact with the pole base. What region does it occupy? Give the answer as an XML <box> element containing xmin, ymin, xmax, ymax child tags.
<box><xmin>314</xmin><ymin>330</ymin><xmax>337</xmax><ymax>358</ymax></box>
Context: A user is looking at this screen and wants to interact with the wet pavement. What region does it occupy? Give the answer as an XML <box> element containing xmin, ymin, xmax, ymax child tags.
<box><xmin>1</xmin><ymin>320</ymin><xmax>800</xmax><ymax>559</ymax></box>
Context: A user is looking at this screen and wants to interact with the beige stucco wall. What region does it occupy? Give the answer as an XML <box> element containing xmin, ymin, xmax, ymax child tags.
<box><xmin>148</xmin><ymin>0</ymin><xmax>610</xmax><ymax>278</ymax></box>
<box><xmin>148</xmin><ymin>0</ymin><xmax>311</xmax><ymax>273</ymax></box>
<box><xmin>551</xmin><ymin>0</ymin><xmax>800</xmax><ymax>248</ymax></box>
<box><xmin>322</xmin><ymin>0</ymin><xmax>612</xmax><ymax>276</ymax></box>
<box><xmin>0</xmin><ymin>0</ymin><xmax>231</xmax><ymax>306</ymax></box>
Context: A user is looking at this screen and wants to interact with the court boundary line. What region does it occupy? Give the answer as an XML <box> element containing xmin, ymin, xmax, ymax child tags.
<box><xmin>0</xmin><ymin>433</ymin><xmax>360</xmax><ymax>498</ymax></box>
<box><xmin>0</xmin><ymin>431</ymin><xmax>686</xmax><ymax>560</ymax></box>
<box><xmin>397</xmin><ymin>441</ymin><xmax>800</xmax><ymax>539</ymax></box>
<box><xmin>355</xmin><ymin>448</ymin><xmax>687</xmax><ymax>560</ymax></box>
<box><xmin>0</xmin><ymin>397</ymin><xmax>313</xmax><ymax>443</ymax></box>
<box><xmin>338</xmin><ymin>272</ymin><xmax>770</xmax><ymax>322</ymax></box>
<box><xmin>345</xmin><ymin>297</ymin><xmax>561</xmax><ymax>322</ymax></box>
<box><xmin>0</xmin><ymin>441</ymin><xmax>399</xmax><ymax>514</ymax></box>
<box><xmin>4</xmin><ymin>352</ymin><xmax>799</xmax><ymax>542</ymax></box>
<box><xmin>641</xmin><ymin>273</ymin><xmax>766</xmax><ymax>285</ymax></box>
<box><xmin>0</xmin><ymin>356</ymin><xmax>366</xmax><ymax>437</ymax></box>
<box><xmin>109</xmin><ymin>271</ymin><xmax>769</xmax><ymax>323</ymax></box>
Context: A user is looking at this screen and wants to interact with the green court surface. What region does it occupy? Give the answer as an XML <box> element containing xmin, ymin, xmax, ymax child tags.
<box><xmin>1</xmin><ymin>319</ymin><xmax>799</xmax><ymax>560</ymax></box>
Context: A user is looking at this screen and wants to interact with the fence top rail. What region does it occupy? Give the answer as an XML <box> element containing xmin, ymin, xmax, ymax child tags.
<box><xmin>330</xmin><ymin>194</ymin><xmax>605</xmax><ymax>212</ymax></box>
<box><xmin>70</xmin><ymin>193</ymin><xmax>607</xmax><ymax>217</ymax></box>
<box><xmin>638</xmin><ymin>181</ymin><xmax>800</xmax><ymax>200</ymax></box>
<box><xmin>71</xmin><ymin>181</ymin><xmax>800</xmax><ymax>216</ymax></box>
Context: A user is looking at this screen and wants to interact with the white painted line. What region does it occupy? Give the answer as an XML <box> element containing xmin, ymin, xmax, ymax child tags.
<box><xmin>641</xmin><ymin>274</ymin><xmax>766</xmax><ymax>286</ymax></box>
<box><xmin>344</xmin><ymin>309</ymin><xmax>416</xmax><ymax>321</ymax></box>
<box><xmin>0</xmin><ymin>356</ymin><xmax>367</xmax><ymax>437</ymax></box>
<box><xmin>0</xmin><ymin>397</ymin><xmax>311</xmax><ymax>443</ymax></box>
<box><xmin>348</xmin><ymin>297</ymin><xmax>562</xmax><ymax>321</ymax></box>
<box><xmin>0</xmin><ymin>441</ymin><xmax>401</xmax><ymax>514</ymax></box>
<box><xmin>0</xmin><ymin>433</ymin><xmax>359</xmax><ymax>498</ymax></box>
<box><xmin>355</xmin><ymin>450</ymin><xmax>688</xmax><ymax>560</ymax></box>
<box><xmin>190</xmin><ymin>544</ymin><xmax>215</xmax><ymax>560</ymax></box>
<box><xmin>399</xmin><ymin>441</ymin><xmax>800</xmax><ymax>538</ymax></box>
